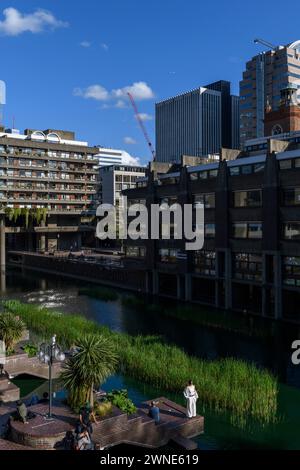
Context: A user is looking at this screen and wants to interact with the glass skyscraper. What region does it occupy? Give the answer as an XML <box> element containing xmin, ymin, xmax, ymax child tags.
<box><xmin>155</xmin><ymin>81</ymin><xmax>239</xmax><ymax>163</ymax></box>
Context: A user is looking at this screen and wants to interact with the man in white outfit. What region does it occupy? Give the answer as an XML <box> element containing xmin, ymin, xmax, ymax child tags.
<box><xmin>184</xmin><ymin>380</ymin><xmax>198</xmax><ymax>418</ymax></box>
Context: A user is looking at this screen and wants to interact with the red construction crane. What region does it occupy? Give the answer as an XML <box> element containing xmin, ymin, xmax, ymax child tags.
<box><xmin>127</xmin><ymin>92</ymin><xmax>156</xmax><ymax>160</ymax></box>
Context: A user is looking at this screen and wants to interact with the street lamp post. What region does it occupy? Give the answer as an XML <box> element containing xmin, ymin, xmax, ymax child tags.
<box><xmin>38</xmin><ymin>335</ymin><xmax>65</xmax><ymax>418</ymax></box>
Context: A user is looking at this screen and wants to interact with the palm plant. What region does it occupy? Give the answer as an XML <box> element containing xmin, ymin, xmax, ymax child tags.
<box><xmin>0</xmin><ymin>313</ymin><xmax>25</xmax><ymax>353</ymax></box>
<box><xmin>60</xmin><ymin>333</ymin><xmax>118</xmax><ymax>409</ymax></box>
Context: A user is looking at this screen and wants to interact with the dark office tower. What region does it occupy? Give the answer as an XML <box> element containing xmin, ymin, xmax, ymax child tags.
<box><xmin>231</xmin><ymin>95</ymin><xmax>240</xmax><ymax>149</ymax></box>
<box><xmin>155</xmin><ymin>81</ymin><xmax>239</xmax><ymax>163</ymax></box>
<box><xmin>205</xmin><ymin>81</ymin><xmax>232</xmax><ymax>148</ymax></box>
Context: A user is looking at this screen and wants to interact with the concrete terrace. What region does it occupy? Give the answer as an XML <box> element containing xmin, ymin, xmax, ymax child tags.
<box><xmin>0</xmin><ymin>398</ymin><xmax>204</xmax><ymax>451</ymax></box>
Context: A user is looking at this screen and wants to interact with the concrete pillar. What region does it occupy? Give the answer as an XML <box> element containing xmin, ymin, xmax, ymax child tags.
<box><xmin>261</xmin><ymin>253</ymin><xmax>267</xmax><ymax>317</ymax></box>
<box><xmin>0</xmin><ymin>217</ymin><xmax>6</xmax><ymax>293</ymax></box>
<box><xmin>28</xmin><ymin>231</ymin><xmax>33</xmax><ymax>252</ymax></box>
<box><xmin>225</xmin><ymin>249</ymin><xmax>232</xmax><ymax>310</ymax></box>
<box><xmin>215</xmin><ymin>280</ymin><xmax>219</xmax><ymax>308</ymax></box>
<box><xmin>145</xmin><ymin>271</ymin><xmax>150</xmax><ymax>294</ymax></box>
<box><xmin>185</xmin><ymin>274</ymin><xmax>192</xmax><ymax>301</ymax></box>
<box><xmin>274</xmin><ymin>252</ymin><xmax>282</xmax><ymax>319</ymax></box>
<box><xmin>39</xmin><ymin>220</ymin><xmax>46</xmax><ymax>252</ymax></box>
<box><xmin>176</xmin><ymin>275</ymin><xmax>181</xmax><ymax>300</ymax></box>
<box><xmin>152</xmin><ymin>270</ymin><xmax>159</xmax><ymax>295</ymax></box>
<box><xmin>40</xmin><ymin>234</ymin><xmax>46</xmax><ymax>252</ymax></box>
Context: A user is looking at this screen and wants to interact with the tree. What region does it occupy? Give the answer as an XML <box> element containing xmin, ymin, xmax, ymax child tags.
<box><xmin>0</xmin><ymin>313</ymin><xmax>25</xmax><ymax>353</ymax></box>
<box><xmin>60</xmin><ymin>334</ymin><xmax>118</xmax><ymax>409</ymax></box>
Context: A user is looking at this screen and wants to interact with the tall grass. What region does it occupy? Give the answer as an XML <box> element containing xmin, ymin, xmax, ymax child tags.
<box><xmin>3</xmin><ymin>300</ymin><xmax>278</xmax><ymax>424</ymax></box>
<box><xmin>78</xmin><ymin>287</ymin><xmax>118</xmax><ymax>302</ymax></box>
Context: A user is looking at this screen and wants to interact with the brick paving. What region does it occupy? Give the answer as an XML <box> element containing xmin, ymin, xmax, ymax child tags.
<box><xmin>0</xmin><ymin>398</ymin><xmax>203</xmax><ymax>450</ymax></box>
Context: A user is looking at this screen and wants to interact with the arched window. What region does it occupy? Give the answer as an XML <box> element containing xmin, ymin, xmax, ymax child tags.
<box><xmin>31</xmin><ymin>131</ymin><xmax>46</xmax><ymax>140</ymax></box>
<box><xmin>47</xmin><ymin>132</ymin><xmax>61</xmax><ymax>142</ymax></box>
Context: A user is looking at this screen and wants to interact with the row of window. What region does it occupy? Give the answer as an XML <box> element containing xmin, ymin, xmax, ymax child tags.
<box><xmin>0</xmin><ymin>146</ymin><xmax>96</xmax><ymax>160</ymax></box>
<box><xmin>189</xmin><ymin>169</ymin><xmax>218</xmax><ymax>181</ymax></box>
<box><xmin>123</xmin><ymin>248</ymin><xmax>300</xmax><ymax>288</ymax></box>
<box><xmin>0</xmin><ymin>170</ymin><xmax>96</xmax><ymax>181</ymax></box>
<box><xmin>279</xmin><ymin>158</ymin><xmax>300</xmax><ymax>170</ymax></box>
<box><xmin>1</xmin><ymin>194</ymin><xmax>93</xmax><ymax>201</ymax></box>
<box><xmin>0</xmin><ymin>183</ymin><xmax>94</xmax><ymax>191</ymax></box>
<box><xmin>6</xmin><ymin>204</ymin><xmax>88</xmax><ymax>212</ymax></box>
<box><xmin>129</xmin><ymin>187</ymin><xmax>300</xmax><ymax>209</ymax></box>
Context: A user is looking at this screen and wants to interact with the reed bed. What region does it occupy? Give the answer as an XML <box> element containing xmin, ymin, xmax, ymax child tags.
<box><xmin>3</xmin><ymin>300</ymin><xmax>278</xmax><ymax>424</ymax></box>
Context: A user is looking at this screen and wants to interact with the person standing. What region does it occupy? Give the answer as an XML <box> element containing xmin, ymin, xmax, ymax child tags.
<box><xmin>183</xmin><ymin>380</ymin><xmax>198</xmax><ymax>418</ymax></box>
<box><xmin>148</xmin><ymin>401</ymin><xmax>160</xmax><ymax>424</ymax></box>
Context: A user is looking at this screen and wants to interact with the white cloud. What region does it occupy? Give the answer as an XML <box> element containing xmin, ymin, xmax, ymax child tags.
<box><xmin>74</xmin><ymin>81</ymin><xmax>154</xmax><ymax>106</ymax></box>
<box><xmin>80</xmin><ymin>40</ymin><xmax>91</xmax><ymax>48</ymax></box>
<box><xmin>101</xmin><ymin>43</ymin><xmax>109</xmax><ymax>51</ymax></box>
<box><xmin>136</xmin><ymin>113</ymin><xmax>152</xmax><ymax>121</ymax></box>
<box><xmin>113</xmin><ymin>82</ymin><xmax>154</xmax><ymax>101</ymax></box>
<box><xmin>122</xmin><ymin>152</ymin><xmax>142</xmax><ymax>166</ymax></box>
<box><xmin>0</xmin><ymin>7</ymin><xmax>68</xmax><ymax>36</ymax></box>
<box><xmin>73</xmin><ymin>85</ymin><xmax>110</xmax><ymax>101</ymax></box>
<box><xmin>115</xmin><ymin>100</ymin><xmax>127</xmax><ymax>109</ymax></box>
<box><xmin>124</xmin><ymin>137</ymin><xmax>137</xmax><ymax>145</ymax></box>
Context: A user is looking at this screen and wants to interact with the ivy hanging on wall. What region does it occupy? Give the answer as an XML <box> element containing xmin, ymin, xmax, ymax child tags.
<box><xmin>4</xmin><ymin>207</ymin><xmax>48</xmax><ymax>229</ymax></box>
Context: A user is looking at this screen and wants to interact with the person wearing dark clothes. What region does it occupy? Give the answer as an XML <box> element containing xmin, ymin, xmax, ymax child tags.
<box><xmin>0</xmin><ymin>364</ymin><xmax>9</xmax><ymax>378</ymax></box>
<box><xmin>38</xmin><ymin>392</ymin><xmax>49</xmax><ymax>404</ymax></box>
<box><xmin>148</xmin><ymin>401</ymin><xmax>160</xmax><ymax>424</ymax></box>
<box><xmin>62</xmin><ymin>430</ymin><xmax>75</xmax><ymax>450</ymax></box>
<box><xmin>79</xmin><ymin>402</ymin><xmax>97</xmax><ymax>436</ymax></box>
<box><xmin>29</xmin><ymin>394</ymin><xmax>39</xmax><ymax>406</ymax></box>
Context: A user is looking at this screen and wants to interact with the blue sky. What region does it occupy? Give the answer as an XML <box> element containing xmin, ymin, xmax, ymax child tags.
<box><xmin>0</xmin><ymin>0</ymin><xmax>298</xmax><ymax>164</ymax></box>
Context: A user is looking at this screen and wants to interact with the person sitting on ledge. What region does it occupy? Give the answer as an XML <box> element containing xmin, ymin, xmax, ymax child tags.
<box><xmin>17</xmin><ymin>400</ymin><xmax>28</xmax><ymax>424</ymax></box>
<box><xmin>76</xmin><ymin>429</ymin><xmax>94</xmax><ymax>451</ymax></box>
<box><xmin>0</xmin><ymin>364</ymin><xmax>9</xmax><ymax>379</ymax></box>
<box><xmin>148</xmin><ymin>401</ymin><xmax>160</xmax><ymax>424</ymax></box>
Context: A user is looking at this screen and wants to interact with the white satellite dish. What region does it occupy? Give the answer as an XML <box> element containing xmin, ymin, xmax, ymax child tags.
<box><xmin>0</xmin><ymin>81</ymin><xmax>6</xmax><ymax>105</ymax></box>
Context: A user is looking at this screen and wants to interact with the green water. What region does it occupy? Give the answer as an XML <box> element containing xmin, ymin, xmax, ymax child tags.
<box><xmin>11</xmin><ymin>374</ymin><xmax>45</xmax><ymax>398</ymax></box>
<box><xmin>3</xmin><ymin>267</ymin><xmax>300</xmax><ymax>449</ymax></box>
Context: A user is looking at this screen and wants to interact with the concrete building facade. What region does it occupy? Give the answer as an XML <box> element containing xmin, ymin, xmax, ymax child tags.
<box><xmin>240</xmin><ymin>40</ymin><xmax>300</xmax><ymax>144</ymax></box>
<box><xmin>0</xmin><ymin>127</ymin><xmax>98</xmax><ymax>255</ymax></box>
<box><xmin>123</xmin><ymin>138</ymin><xmax>300</xmax><ymax>323</ymax></box>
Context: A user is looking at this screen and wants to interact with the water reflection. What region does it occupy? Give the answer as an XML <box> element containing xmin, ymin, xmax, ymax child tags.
<box><xmin>3</xmin><ymin>267</ymin><xmax>300</xmax><ymax>390</ymax></box>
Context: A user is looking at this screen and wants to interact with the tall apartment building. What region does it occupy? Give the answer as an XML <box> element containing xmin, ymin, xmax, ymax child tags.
<box><xmin>155</xmin><ymin>81</ymin><xmax>239</xmax><ymax>163</ymax></box>
<box><xmin>0</xmin><ymin>127</ymin><xmax>98</xmax><ymax>252</ymax></box>
<box><xmin>98</xmin><ymin>164</ymin><xmax>146</xmax><ymax>242</ymax></box>
<box><xmin>99</xmin><ymin>164</ymin><xmax>146</xmax><ymax>206</ymax></box>
<box><xmin>240</xmin><ymin>39</ymin><xmax>300</xmax><ymax>144</ymax></box>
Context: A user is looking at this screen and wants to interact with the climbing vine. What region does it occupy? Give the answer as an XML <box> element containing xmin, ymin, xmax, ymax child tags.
<box><xmin>5</xmin><ymin>207</ymin><xmax>48</xmax><ymax>228</ymax></box>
